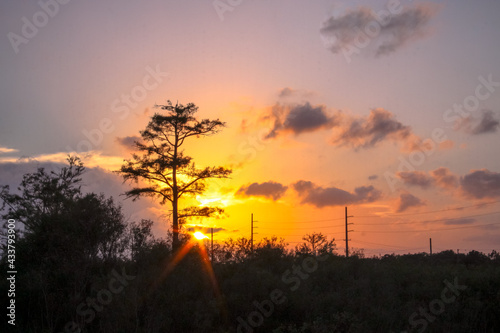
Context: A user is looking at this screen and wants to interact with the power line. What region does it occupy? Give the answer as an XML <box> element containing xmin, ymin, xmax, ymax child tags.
<box><xmin>258</xmin><ymin>231</ymin><xmax>346</xmax><ymax>237</ymax></box>
<box><xmin>258</xmin><ymin>224</ymin><xmax>345</xmax><ymax>230</ymax></box>
<box><xmin>350</xmin><ymin>239</ymin><xmax>412</xmax><ymax>250</ymax></box>
<box><xmin>354</xmin><ymin>210</ymin><xmax>500</xmax><ymax>226</ymax></box>
<box><xmin>357</xmin><ymin>221</ymin><xmax>500</xmax><ymax>234</ymax></box>
<box><xmin>258</xmin><ymin>217</ymin><xmax>345</xmax><ymax>224</ymax></box>
<box><xmin>354</xmin><ymin>200</ymin><xmax>500</xmax><ymax>218</ymax></box>
<box><xmin>234</xmin><ymin>202</ymin><xmax>500</xmax><ymax>255</ymax></box>
<box><xmin>352</xmin><ymin>241</ymin><xmax>426</xmax><ymax>253</ymax></box>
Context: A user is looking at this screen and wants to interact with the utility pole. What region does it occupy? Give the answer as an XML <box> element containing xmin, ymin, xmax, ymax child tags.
<box><xmin>251</xmin><ymin>213</ymin><xmax>258</xmax><ymax>254</ymax></box>
<box><xmin>429</xmin><ymin>238</ymin><xmax>432</xmax><ymax>255</ymax></box>
<box><xmin>345</xmin><ymin>207</ymin><xmax>353</xmax><ymax>257</ymax></box>
<box><xmin>211</xmin><ymin>227</ymin><xmax>214</xmax><ymax>262</ymax></box>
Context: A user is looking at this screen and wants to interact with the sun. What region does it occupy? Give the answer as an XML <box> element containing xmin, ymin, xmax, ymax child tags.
<box><xmin>193</xmin><ymin>231</ymin><xmax>208</xmax><ymax>240</ymax></box>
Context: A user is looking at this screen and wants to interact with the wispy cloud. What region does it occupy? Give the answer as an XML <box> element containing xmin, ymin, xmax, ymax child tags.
<box><xmin>116</xmin><ymin>135</ymin><xmax>142</xmax><ymax>150</ymax></box>
<box><xmin>0</xmin><ymin>146</ymin><xmax>19</xmax><ymax>154</ymax></box>
<box><xmin>443</xmin><ymin>218</ymin><xmax>476</xmax><ymax>225</ymax></box>
<box><xmin>320</xmin><ymin>4</ymin><xmax>439</xmax><ymax>57</ymax></box>
<box><xmin>236</xmin><ymin>181</ymin><xmax>288</xmax><ymax>201</ymax></box>
<box><xmin>0</xmin><ymin>151</ymin><xmax>124</xmax><ymax>171</ymax></box>
<box><xmin>396</xmin><ymin>192</ymin><xmax>425</xmax><ymax>212</ymax></box>
<box><xmin>397</xmin><ymin>171</ymin><xmax>434</xmax><ymax>189</ymax></box>
<box><xmin>431</xmin><ymin>167</ymin><xmax>459</xmax><ymax>189</ymax></box>
<box><xmin>330</xmin><ymin>108</ymin><xmax>421</xmax><ymax>151</ymax></box>
<box><xmin>454</xmin><ymin>110</ymin><xmax>500</xmax><ymax>135</ymax></box>
<box><xmin>185</xmin><ymin>226</ymin><xmax>227</xmax><ymax>234</ymax></box>
<box><xmin>278</xmin><ymin>87</ymin><xmax>316</xmax><ymax>99</ymax></box>
<box><xmin>292</xmin><ymin>180</ymin><xmax>382</xmax><ymax>208</ymax></box>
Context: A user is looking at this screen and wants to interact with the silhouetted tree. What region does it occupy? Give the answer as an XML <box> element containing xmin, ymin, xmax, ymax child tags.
<box><xmin>223</xmin><ymin>237</ymin><xmax>252</xmax><ymax>262</ymax></box>
<box><xmin>295</xmin><ymin>232</ymin><xmax>336</xmax><ymax>256</ymax></box>
<box><xmin>255</xmin><ymin>236</ymin><xmax>289</xmax><ymax>258</ymax></box>
<box><xmin>116</xmin><ymin>101</ymin><xmax>232</xmax><ymax>251</ymax></box>
<box><xmin>0</xmin><ymin>157</ymin><xmax>131</xmax><ymax>332</ymax></box>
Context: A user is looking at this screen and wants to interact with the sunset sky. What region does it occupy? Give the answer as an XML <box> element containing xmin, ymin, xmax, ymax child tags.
<box><xmin>1</xmin><ymin>0</ymin><xmax>500</xmax><ymax>256</ymax></box>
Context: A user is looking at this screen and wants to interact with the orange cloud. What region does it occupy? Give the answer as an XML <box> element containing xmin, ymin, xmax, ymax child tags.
<box><xmin>439</xmin><ymin>139</ymin><xmax>454</xmax><ymax>150</ymax></box>
<box><xmin>292</xmin><ymin>180</ymin><xmax>382</xmax><ymax>208</ymax></box>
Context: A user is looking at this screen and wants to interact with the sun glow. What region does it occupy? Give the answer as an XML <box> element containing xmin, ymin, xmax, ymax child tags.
<box><xmin>193</xmin><ymin>231</ymin><xmax>209</xmax><ymax>240</ymax></box>
<box><xmin>196</xmin><ymin>193</ymin><xmax>233</xmax><ymax>207</ymax></box>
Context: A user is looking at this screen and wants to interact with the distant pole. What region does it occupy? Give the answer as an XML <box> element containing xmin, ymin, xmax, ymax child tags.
<box><xmin>345</xmin><ymin>207</ymin><xmax>349</xmax><ymax>258</ymax></box>
<box><xmin>429</xmin><ymin>238</ymin><xmax>432</xmax><ymax>255</ymax></box>
<box><xmin>251</xmin><ymin>213</ymin><xmax>254</xmax><ymax>254</ymax></box>
<box><xmin>211</xmin><ymin>227</ymin><xmax>214</xmax><ymax>262</ymax></box>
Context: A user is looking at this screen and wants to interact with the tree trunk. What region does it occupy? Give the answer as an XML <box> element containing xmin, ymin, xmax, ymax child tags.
<box><xmin>172</xmin><ymin>125</ymin><xmax>179</xmax><ymax>251</ymax></box>
<box><xmin>172</xmin><ymin>196</ymin><xmax>179</xmax><ymax>251</ymax></box>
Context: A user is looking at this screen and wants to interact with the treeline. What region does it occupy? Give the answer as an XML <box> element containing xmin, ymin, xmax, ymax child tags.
<box><xmin>1</xmin><ymin>158</ymin><xmax>499</xmax><ymax>332</ymax></box>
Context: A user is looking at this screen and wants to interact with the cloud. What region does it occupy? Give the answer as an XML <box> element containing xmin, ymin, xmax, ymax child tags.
<box><xmin>236</xmin><ymin>181</ymin><xmax>288</xmax><ymax>201</ymax></box>
<box><xmin>0</xmin><ymin>146</ymin><xmax>18</xmax><ymax>154</ymax></box>
<box><xmin>431</xmin><ymin>167</ymin><xmax>459</xmax><ymax>189</ymax></box>
<box><xmin>460</xmin><ymin>169</ymin><xmax>500</xmax><ymax>199</ymax></box>
<box><xmin>186</xmin><ymin>226</ymin><xmax>227</xmax><ymax>234</ymax></box>
<box><xmin>0</xmin><ymin>150</ymin><xmax>127</xmax><ymax>171</ymax></box>
<box><xmin>391</xmin><ymin>167</ymin><xmax>500</xmax><ymax>200</ymax></box>
<box><xmin>320</xmin><ymin>4</ymin><xmax>439</xmax><ymax>57</ymax></box>
<box><xmin>397</xmin><ymin>171</ymin><xmax>434</xmax><ymax>188</ymax></box>
<box><xmin>264</xmin><ymin>102</ymin><xmax>339</xmax><ymax>139</ymax></box>
<box><xmin>368</xmin><ymin>174</ymin><xmax>378</xmax><ymax>180</ymax></box>
<box><xmin>257</xmin><ymin>103</ymin><xmax>421</xmax><ymax>151</ymax></box>
<box><xmin>415</xmin><ymin>167</ymin><xmax>500</xmax><ymax>199</ymax></box>
<box><xmin>116</xmin><ymin>135</ymin><xmax>142</xmax><ymax>149</ymax></box>
<box><xmin>278</xmin><ymin>87</ymin><xmax>316</xmax><ymax>100</ymax></box>
<box><xmin>396</xmin><ymin>192</ymin><xmax>425</xmax><ymax>212</ymax></box>
<box><xmin>292</xmin><ymin>180</ymin><xmax>382</xmax><ymax>208</ymax></box>
<box><xmin>279</xmin><ymin>87</ymin><xmax>296</xmax><ymax>98</ymax></box>
<box><xmin>438</xmin><ymin>139</ymin><xmax>454</xmax><ymax>150</ymax></box>
<box><xmin>443</xmin><ymin>218</ymin><xmax>476</xmax><ymax>225</ymax></box>
<box><xmin>0</xmin><ymin>160</ymin><xmax>164</xmax><ymax>231</ymax></box>
<box><xmin>454</xmin><ymin>110</ymin><xmax>500</xmax><ymax>135</ymax></box>
<box><xmin>331</xmin><ymin>108</ymin><xmax>418</xmax><ymax>150</ymax></box>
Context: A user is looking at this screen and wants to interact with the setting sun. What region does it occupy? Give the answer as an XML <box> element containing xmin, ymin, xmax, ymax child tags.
<box><xmin>193</xmin><ymin>231</ymin><xmax>209</xmax><ymax>240</ymax></box>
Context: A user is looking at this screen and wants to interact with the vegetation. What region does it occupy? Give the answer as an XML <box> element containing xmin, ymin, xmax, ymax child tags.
<box><xmin>1</xmin><ymin>158</ymin><xmax>500</xmax><ymax>332</ymax></box>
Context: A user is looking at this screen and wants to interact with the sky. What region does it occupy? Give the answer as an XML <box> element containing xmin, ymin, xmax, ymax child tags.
<box><xmin>1</xmin><ymin>0</ymin><xmax>500</xmax><ymax>256</ymax></box>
